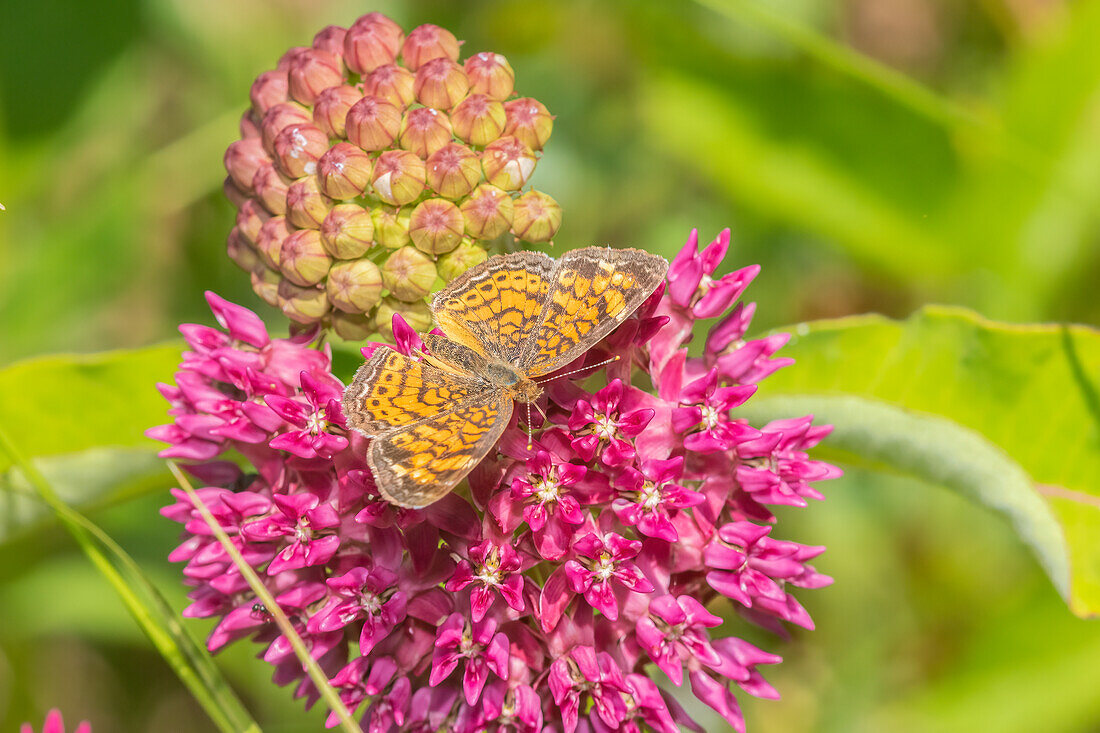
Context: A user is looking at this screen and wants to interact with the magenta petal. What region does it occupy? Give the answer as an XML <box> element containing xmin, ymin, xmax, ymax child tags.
<box><xmin>205</xmin><ymin>291</ymin><xmax>269</xmax><ymax>348</ymax></box>
<box><xmin>585</xmin><ymin>581</ymin><xmax>618</xmax><ymax>620</ymax></box>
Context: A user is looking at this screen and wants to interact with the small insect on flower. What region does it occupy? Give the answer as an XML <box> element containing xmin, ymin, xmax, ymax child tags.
<box><xmin>342</xmin><ymin>247</ymin><xmax>669</xmax><ymax>508</ymax></box>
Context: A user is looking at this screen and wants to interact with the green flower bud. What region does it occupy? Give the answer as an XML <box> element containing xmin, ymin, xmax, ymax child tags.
<box><xmin>511</xmin><ymin>190</ymin><xmax>562</xmax><ymax>243</ymax></box>
<box><xmin>331</xmin><ymin>310</ymin><xmax>375</xmax><ymax>341</ymax></box>
<box><xmin>409</xmin><ymin>198</ymin><xmax>464</xmax><ymax>255</ymax></box>
<box><xmin>250</xmin><ymin>263</ymin><xmax>282</xmax><ymax>306</ymax></box>
<box><xmin>414</xmin><ymin>58</ymin><xmax>470</xmax><ymax>110</ymax></box>
<box><xmin>252</xmin><ymin>163</ymin><xmax>290</xmax><ymax>215</ymax></box>
<box><xmin>286</xmin><ymin>176</ymin><xmax>333</xmax><ymax>230</ymax></box>
<box><xmin>373</xmin><ymin>295</ymin><xmax>432</xmax><ymax>338</ymax></box>
<box><xmin>372</xmin><ymin>150</ymin><xmax>425</xmax><ymax>206</ymax></box>
<box><xmin>401</xmin><ymin>24</ymin><xmax>460</xmax><ymax>71</ymax></box>
<box><xmin>364</xmin><ymin>64</ymin><xmax>415</xmax><ymax>108</ymax></box>
<box><xmin>227</xmin><ymin>227</ymin><xmax>261</xmax><ymax>272</ymax></box>
<box><xmin>313</xmin><ymin>85</ymin><xmax>362</xmax><ymax>139</ymax></box>
<box><xmin>504</xmin><ymin>98</ymin><xmax>554</xmax><ymax>151</ymax></box>
<box><xmin>460</xmin><ymin>184</ymin><xmax>514</xmax><ymax>239</ymax></box>
<box><xmin>437</xmin><ymin>239</ymin><xmax>488</xmax><ymax>281</ymax></box>
<box><xmin>371</xmin><ymin>206</ymin><xmax>411</xmax><ymax>249</ymax></box>
<box><xmin>481</xmin><ymin>136</ymin><xmax>537</xmax><ymax>190</ymax></box>
<box><xmin>317</xmin><ymin>143</ymin><xmax>374</xmax><ymax>200</ymax></box>
<box><xmin>279</xmin><ymin>229</ymin><xmax>332</xmax><ymax>286</ymax></box>
<box><xmin>381</xmin><ymin>245</ymin><xmax>438</xmax><ymax>302</ymax></box>
<box><xmin>277</xmin><ymin>280</ymin><xmax>330</xmax><ymax>323</ymax></box>
<box><xmin>256</xmin><ymin>215</ymin><xmax>291</xmax><ymax>268</ymax></box>
<box><xmin>321</xmin><ymin>204</ymin><xmax>374</xmax><ymax>259</ymax></box>
<box><xmin>346</xmin><ymin>96</ymin><xmax>402</xmax><ymax>152</ymax></box>
<box><xmin>450</xmin><ymin>94</ymin><xmax>506</xmax><ymax>146</ymax></box>
<box><xmin>327</xmin><ymin>258</ymin><xmax>384</xmax><ymax>313</ymax></box>
<box><xmin>464</xmin><ymin>52</ymin><xmax>515</xmax><ymax>101</ymax></box>
<box><xmin>426</xmin><ymin>143</ymin><xmax>482</xmax><ymax>200</ymax></box>
<box><xmin>399</xmin><ymin>107</ymin><xmax>453</xmax><ymax>159</ymax></box>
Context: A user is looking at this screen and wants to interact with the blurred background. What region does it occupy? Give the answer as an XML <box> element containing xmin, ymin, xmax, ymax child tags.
<box><xmin>2</xmin><ymin>0</ymin><xmax>1099</xmax><ymax>731</ymax></box>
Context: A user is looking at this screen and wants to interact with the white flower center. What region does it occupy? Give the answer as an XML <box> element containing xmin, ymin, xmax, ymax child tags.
<box><xmin>360</xmin><ymin>591</ymin><xmax>382</xmax><ymax>615</ymax></box>
<box><xmin>306</xmin><ymin>411</ymin><xmax>327</xmax><ymax>434</ymax></box>
<box><xmin>640</xmin><ymin>481</ymin><xmax>663</xmax><ymax>511</ymax></box>
<box><xmin>475</xmin><ymin>551</ymin><xmax>503</xmax><ymax>586</ymax></box>
<box><xmin>535</xmin><ymin>471</ymin><xmax>562</xmax><ymax>503</ymax></box>
<box><xmin>594</xmin><ymin>552</ymin><xmax>616</xmax><ymax>581</ymax></box>
<box><xmin>700</xmin><ymin>404</ymin><xmax>721</xmax><ymax>430</ymax></box>
<box><xmin>592</xmin><ymin>411</ymin><xmax>618</xmax><ymax>440</ymax></box>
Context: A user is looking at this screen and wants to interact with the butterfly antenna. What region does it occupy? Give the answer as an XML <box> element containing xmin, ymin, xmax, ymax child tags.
<box><xmin>535</xmin><ymin>355</ymin><xmax>621</xmax><ymax>384</ymax></box>
<box><xmin>525</xmin><ymin>401</ymin><xmax>534</xmax><ymax>450</ymax></box>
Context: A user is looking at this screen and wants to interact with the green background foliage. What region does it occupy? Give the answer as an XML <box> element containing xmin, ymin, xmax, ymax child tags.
<box><xmin>2</xmin><ymin>0</ymin><xmax>1098</xmax><ymax>731</ymax></box>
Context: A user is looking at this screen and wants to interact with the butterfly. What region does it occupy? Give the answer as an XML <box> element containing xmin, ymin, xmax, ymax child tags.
<box><xmin>342</xmin><ymin>246</ymin><xmax>669</xmax><ymax>508</ymax></box>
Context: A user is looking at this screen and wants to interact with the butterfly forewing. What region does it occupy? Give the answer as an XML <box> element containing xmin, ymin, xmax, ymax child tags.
<box><xmin>343</xmin><ymin>349</ymin><xmax>486</xmax><ymax>436</ymax></box>
<box><xmin>520</xmin><ymin>247</ymin><xmax>668</xmax><ymax>377</ymax></box>
<box><xmin>368</xmin><ymin>391</ymin><xmax>513</xmax><ymax>508</ymax></box>
<box><xmin>431</xmin><ymin>251</ymin><xmax>556</xmax><ymax>364</ymax></box>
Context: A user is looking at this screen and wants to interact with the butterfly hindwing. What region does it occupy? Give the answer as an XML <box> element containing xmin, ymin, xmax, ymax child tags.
<box><xmin>520</xmin><ymin>247</ymin><xmax>669</xmax><ymax>377</ymax></box>
<box><xmin>368</xmin><ymin>391</ymin><xmax>513</xmax><ymax>508</ymax></box>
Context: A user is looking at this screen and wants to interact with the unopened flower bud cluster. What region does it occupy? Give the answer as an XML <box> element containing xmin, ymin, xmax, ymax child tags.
<box><xmin>223</xmin><ymin>12</ymin><xmax>561</xmax><ymax>339</ymax></box>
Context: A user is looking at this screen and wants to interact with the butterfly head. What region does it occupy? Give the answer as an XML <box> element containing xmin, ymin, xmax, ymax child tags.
<box><xmin>487</xmin><ymin>360</ymin><xmax>543</xmax><ymax>403</ymax></box>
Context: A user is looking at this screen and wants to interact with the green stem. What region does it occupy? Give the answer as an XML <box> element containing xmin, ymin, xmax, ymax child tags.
<box><xmin>166</xmin><ymin>461</ymin><xmax>360</xmax><ymax>733</ymax></box>
<box><xmin>0</xmin><ymin>427</ymin><xmax>260</xmax><ymax>733</ymax></box>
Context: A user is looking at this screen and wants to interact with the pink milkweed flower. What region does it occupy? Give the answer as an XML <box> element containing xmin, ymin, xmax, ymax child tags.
<box><xmin>153</xmin><ymin>226</ymin><xmax>839</xmax><ymax>733</ymax></box>
<box><xmin>611</xmin><ymin>457</ymin><xmax>703</xmax><ymax>542</ymax></box>
<box><xmin>20</xmin><ymin>710</ymin><xmax>91</xmax><ymax>733</ymax></box>
<box><xmin>563</xmin><ymin>531</ymin><xmax>654</xmax><ymax>621</ymax></box>
<box><xmin>430</xmin><ymin>613</ymin><xmax>510</xmax><ymax>705</ymax></box>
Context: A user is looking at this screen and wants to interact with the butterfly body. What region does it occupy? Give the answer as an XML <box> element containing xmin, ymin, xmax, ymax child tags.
<box><xmin>343</xmin><ymin>246</ymin><xmax>668</xmax><ymax>508</ymax></box>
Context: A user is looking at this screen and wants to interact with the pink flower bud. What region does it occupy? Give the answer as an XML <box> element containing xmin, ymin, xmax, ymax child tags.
<box><xmin>409</xmin><ymin>198</ymin><xmax>464</xmax><ymax>255</ymax></box>
<box><xmin>277</xmin><ymin>46</ymin><xmax>309</xmax><ymax>71</ymax></box>
<box><xmin>251</xmin><ymin>163</ymin><xmax>290</xmax><ymax>215</ymax></box>
<box><xmin>223</xmin><ymin>176</ymin><xmax>248</xmax><ymax>208</ymax></box>
<box><xmin>312</xmin><ymin>85</ymin><xmax>361</xmax><ymax>138</ymax></box>
<box><xmin>285</xmin><ymin>176</ymin><xmax>332</xmax><ymax>229</ymax></box>
<box><xmin>250</xmin><ymin>264</ymin><xmax>282</xmax><ymax>306</ymax></box>
<box><xmin>256</xmin><ymin>215</ymin><xmax>291</xmax><ymax>268</ymax></box>
<box><xmin>373</xmin><ymin>295</ymin><xmax>431</xmax><ymax>336</ymax></box>
<box><xmin>260</xmin><ymin>102</ymin><xmax>312</xmax><ymax>154</ymax></box>
<box><xmin>481</xmin><ymin>136</ymin><xmax>537</xmax><ymax>190</ymax></box>
<box><xmin>331</xmin><ymin>310</ymin><xmax>374</xmax><ymax>341</ymax></box>
<box><xmin>437</xmin><ymin>240</ymin><xmax>488</xmax><ymax>281</ymax></box>
<box><xmin>287</xmin><ymin>48</ymin><xmax>343</xmax><ymax>106</ymax></box>
<box><xmin>464</xmin><ymin>52</ymin><xmax>515</xmax><ymax>100</ymax></box>
<box><xmin>450</xmin><ymin>94</ymin><xmax>506</xmax><ymax>146</ymax></box>
<box><xmin>398</xmin><ymin>106</ymin><xmax>453</xmax><ymax>159</ymax></box>
<box><xmin>414</xmin><ymin>58</ymin><xmax>469</xmax><ymax>110</ymax></box>
<box><xmin>312</xmin><ymin>25</ymin><xmax>347</xmax><ymax>59</ymax></box>
<box><xmin>235</xmin><ymin>198</ymin><xmax>270</xmax><ymax>243</ymax></box>
<box><xmin>327</xmin><ymin>258</ymin><xmax>384</xmax><ymax>313</ymax></box>
<box><xmin>316</xmin><ymin>142</ymin><xmax>373</xmax><ymax>200</ymax></box>
<box><xmin>277</xmin><ymin>280</ymin><xmax>330</xmax><ymax>323</ymax></box>
<box><xmin>279</xmin><ymin>229</ymin><xmax>332</xmax><ymax>286</ymax></box>
<box><xmin>363</xmin><ymin>64</ymin><xmax>415</xmax><ymax>108</ymax></box>
<box><xmin>400</xmin><ymin>23</ymin><xmax>460</xmax><ymax>71</ymax></box>
<box><xmin>345</xmin><ymin>95</ymin><xmax>401</xmax><ymax>152</ymax></box>
<box><xmin>249</xmin><ymin>69</ymin><xmax>288</xmax><ymax>115</ymax></box>
<box><xmin>321</xmin><ymin>203</ymin><xmax>374</xmax><ymax>259</ymax></box>
<box><xmin>370</xmin><ymin>206</ymin><xmax>411</xmax><ymax>249</ymax></box>
<box><xmin>426</xmin><ymin>143</ymin><xmax>481</xmax><ymax>199</ymax></box>
<box><xmin>460</xmin><ymin>184</ymin><xmax>514</xmax><ymax>239</ymax></box>
<box><xmin>239</xmin><ymin>110</ymin><xmax>261</xmax><ymax>139</ymax></box>
<box><xmin>227</xmin><ymin>227</ymin><xmax>261</xmax><ymax>272</ymax></box>
<box><xmin>343</xmin><ymin>12</ymin><xmax>404</xmax><ymax>74</ymax></box>
<box><xmin>381</xmin><ymin>245</ymin><xmax>438</xmax><ymax>301</ymax></box>
<box><xmin>504</xmin><ymin>98</ymin><xmax>554</xmax><ymax>151</ymax></box>
<box><xmin>273</xmin><ymin>123</ymin><xmax>328</xmax><ymax>178</ymax></box>
<box><xmin>371</xmin><ymin>150</ymin><xmax>425</xmax><ymax>206</ymax></box>
<box><xmin>224</xmin><ymin>138</ymin><xmax>270</xmax><ymax>193</ymax></box>
<box><xmin>511</xmin><ymin>190</ymin><xmax>562</xmax><ymax>243</ymax></box>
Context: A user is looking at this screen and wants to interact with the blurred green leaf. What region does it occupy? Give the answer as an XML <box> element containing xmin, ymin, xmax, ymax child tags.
<box><xmin>739</xmin><ymin>306</ymin><xmax>1100</xmax><ymax>616</ymax></box>
<box><xmin>0</xmin><ymin>343</ymin><xmax>182</xmax><ymax>473</ymax></box>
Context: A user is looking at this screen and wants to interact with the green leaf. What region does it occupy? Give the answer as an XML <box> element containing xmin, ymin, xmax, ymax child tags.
<box><xmin>739</xmin><ymin>306</ymin><xmax>1100</xmax><ymax>616</ymax></box>
<box><xmin>0</xmin><ymin>342</ymin><xmax>182</xmax><ymax>473</ymax></box>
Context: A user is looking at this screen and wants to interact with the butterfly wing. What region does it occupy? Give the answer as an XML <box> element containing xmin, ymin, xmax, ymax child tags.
<box><xmin>368</xmin><ymin>391</ymin><xmax>513</xmax><ymax>508</ymax></box>
<box><xmin>520</xmin><ymin>246</ymin><xmax>668</xmax><ymax>377</ymax></box>
<box><xmin>430</xmin><ymin>251</ymin><xmax>556</xmax><ymax>363</ymax></box>
<box><xmin>343</xmin><ymin>347</ymin><xmax>486</xmax><ymax>436</ymax></box>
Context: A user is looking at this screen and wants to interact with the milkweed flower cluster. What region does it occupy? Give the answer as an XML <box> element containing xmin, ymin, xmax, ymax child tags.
<box><xmin>223</xmin><ymin>11</ymin><xmax>559</xmax><ymax>339</ymax></box>
<box><xmin>20</xmin><ymin>710</ymin><xmax>91</xmax><ymax>733</ymax></box>
<box><xmin>150</xmin><ymin>229</ymin><xmax>838</xmax><ymax>732</ymax></box>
